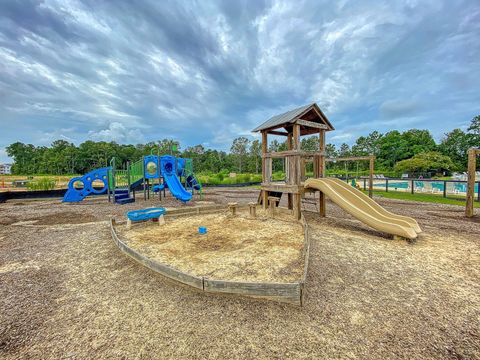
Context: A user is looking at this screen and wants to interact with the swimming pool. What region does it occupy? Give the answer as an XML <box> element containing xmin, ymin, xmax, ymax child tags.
<box><xmin>373</xmin><ymin>181</ymin><xmax>409</xmax><ymax>189</ymax></box>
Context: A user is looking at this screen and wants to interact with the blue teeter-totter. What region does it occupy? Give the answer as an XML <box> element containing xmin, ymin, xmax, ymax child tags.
<box><xmin>126</xmin><ymin>207</ymin><xmax>167</xmax><ymax>228</ymax></box>
<box><xmin>127</xmin><ymin>207</ymin><xmax>167</xmax><ymax>221</ymax></box>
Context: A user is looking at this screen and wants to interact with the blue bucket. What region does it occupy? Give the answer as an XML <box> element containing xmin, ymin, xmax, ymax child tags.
<box><xmin>198</xmin><ymin>226</ymin><xmax>207</xmax><ymax>235</ymax></box>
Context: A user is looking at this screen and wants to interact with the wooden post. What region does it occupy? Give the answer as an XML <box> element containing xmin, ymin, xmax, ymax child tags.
<box><xmin>292</xmin><ymin>124</ymin><xmax>300</xmax><ymax>150</ymax></box>
<box><xmin>300</xmin><ymin>158</ymin><xmax>306</xmax><ymax>182</ymax></box>
<box><xmin>248</xmin><ymin>202</ymin><xmax>257</xmax><ymax>218</ymax></box>
<box><xmin>319</xmin><ymin>129</ymin><xmax>326</xmax><ymax>217</ymax></box>
<box><xmin>228</xmin><ymin>202</ymin><xmax>238</xmax><ymax>216</ymax></box>
<box><xmin>261</xmin><ymin>131</ymin><xmax>268</xmax><ymax>209</ymax></box>
<box><xmin>369</xmin><ymin>156</ymin><xmax>374</xmax><ymax>198</ymax></box>
<box><xmin>292</xmin><ymin>124</ymin><xmax>301</xmax><ymax>220</ymax></box>
<box><xmin>268</xmin><ymin>196</ymin><xmax>279</xmax><ymax>217</ymax></box>
<box><xmin>466</xmin><ymin>148</ymin><xmax>477</xmax><ymax>218</ymax></box>
<box><xmin>287</xmin><ymin>130</ymin><xmax>293</xmax><ymax>209</ymax></box>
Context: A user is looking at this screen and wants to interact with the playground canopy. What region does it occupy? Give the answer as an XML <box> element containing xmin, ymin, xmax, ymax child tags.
<box><xmin>252</xmin><ymin>103</ymin><xmax>335</xmax><ymax>135</ymax></box>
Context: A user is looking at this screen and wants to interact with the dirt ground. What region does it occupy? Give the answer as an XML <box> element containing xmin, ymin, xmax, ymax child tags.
<box><xmin>0</xmin><ymin>188</ymin><xmax>479</xmax><ymax>359</ymax></box>
<box><xmin>119</xmin><ymin>210</ymin><xmax>304</xmax><ymax>282</ymax></box>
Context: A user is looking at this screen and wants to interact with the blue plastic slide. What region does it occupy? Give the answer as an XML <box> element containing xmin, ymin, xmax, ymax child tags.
<box><xmin>63</xmin><ymin>167</ymin><xmax>110</xmax><ymax>202</ymax></box>
<box><xmin>160</xmin><ymin>156</ymin><xmax>192</xmax><ymax>202</ymax></box>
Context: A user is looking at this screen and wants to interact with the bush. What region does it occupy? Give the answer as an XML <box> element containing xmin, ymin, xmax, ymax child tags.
<box><xmin>251</xmin><ymin>174</ymin><xmax>262</xmax><ymax>182</ymax></box>
<box><xmin>27</xmin><ymin>177</ymin><xmax>56</xmax><ymax>191</ymax></box>
<box><xmin>272</xmin><ymin>171</ymin><xmax>285</xmax><ymax>181</ymax></box>
<box><xmin>394</xmin><ymin>152</ymin><xmax>454</xmax><ymax>174</ymax></box>
<box><xmin>194</xmin><ymin>172</ymin><xmax>262</xmax><ymax>185</ymax></box>
<box><xmin>237</xmin><ymin>174</ymin><xmax>251</xmax><ymax>183</ymax></box>
<box><xmin>221</xmin><ymin>177</ymin><xmax>235</xmax><ymax>185</ymax></box>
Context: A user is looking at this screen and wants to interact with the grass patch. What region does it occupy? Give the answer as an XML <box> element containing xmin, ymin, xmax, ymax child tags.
<box><xmin>370</xmin><ymin>190</ymin><xmax>480</xmax><ymax>208</ymax></box>
<box><xmin>197</xmin><ymin>173</ymin><xmax>262</xmax><ymax>185</ymax></box>
<box><xmin>27</xmin><ymin>177</ymin><xmax>56</xmax><ymax>191</ymax></box>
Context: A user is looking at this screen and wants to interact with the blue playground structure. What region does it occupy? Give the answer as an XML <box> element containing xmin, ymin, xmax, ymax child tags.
<box><xmin>63</xmin><ymin>167</ymin><xmax>110</xmax><ymax>203</ymax></box>
<box><xmin>63</xmin><ymin>154</ymin><xmax>202</xmax><ymax>204</ymax></box>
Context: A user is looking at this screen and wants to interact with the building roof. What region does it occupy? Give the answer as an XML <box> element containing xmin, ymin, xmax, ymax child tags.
<box><xmin>252</xmin><ymin>102</ymin><xmax>334</xmax><ymax>133</ymax></box>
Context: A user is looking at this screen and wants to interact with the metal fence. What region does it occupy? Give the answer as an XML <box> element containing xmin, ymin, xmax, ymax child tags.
<box><xmin>341</xmin><ymin>177</ymin><xmax>480</xmax><ymax>202</ymax></box>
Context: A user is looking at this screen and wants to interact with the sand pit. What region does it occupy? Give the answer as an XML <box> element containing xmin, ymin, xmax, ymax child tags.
<box><xmin>117</xmin><ymin>209</ymin><xmax>305</xmax><ymax>283</ymax></box>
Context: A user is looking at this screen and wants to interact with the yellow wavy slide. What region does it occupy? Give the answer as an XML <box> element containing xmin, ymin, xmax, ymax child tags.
<box><xmin>304</xmin><ymin>178</ymin><xmax>421</xmax><ymax>239</ymax></box>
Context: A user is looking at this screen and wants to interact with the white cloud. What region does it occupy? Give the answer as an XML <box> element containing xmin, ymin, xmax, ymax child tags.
<box><xmin>0</xmin><ymin>0</ymin><xmax>479</xmax><ymax>152</ymax></box>
<box><xmin>88</xmin><ymin>122</ymin><xmax>145</xmax><ymax>143</ymax></box>
<box><xmin>0</xmin><ymin>148</ymin><xmax>11</xmax><ymax>163</ymax></box>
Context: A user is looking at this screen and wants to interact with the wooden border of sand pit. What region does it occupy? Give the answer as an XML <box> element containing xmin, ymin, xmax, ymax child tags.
<box><xmin>110</xmin><ymin>205</ymin><xmax>312</xmax><ymax>305</ymax></box>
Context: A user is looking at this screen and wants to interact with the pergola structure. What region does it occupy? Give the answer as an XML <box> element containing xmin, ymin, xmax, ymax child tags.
<box><xmin>252</xmin><ymin>103</ymin><xmax>334</xmax><ymax>219</ymax></box>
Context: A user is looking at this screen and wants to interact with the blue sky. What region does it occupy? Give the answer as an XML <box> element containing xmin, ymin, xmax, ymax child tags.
<box><xmin>1</xmin><ymin>0</ymin><xmax>479</xmax><ymax>163</ymax></box>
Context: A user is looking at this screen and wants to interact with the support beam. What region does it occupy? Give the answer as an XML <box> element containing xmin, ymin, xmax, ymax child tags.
<box><xmin>293</xmin><ymin>194</ymin><xmax>301</xmax><ymax>220</ymax></box>
<box><xmin>267</xmin><ymin>130</ymin><xmax>289</xmax><ymax>136</ymax></box>
<box><xmin>261</xmin><ymin>131</ymin><xmax>268</xmax><ymax>209</ymax></box>
<box><xmin>292</xmin><ymin>124</ymin><xmax>301</xmax><ymax>187</ymax></box>
<box><xmin>319</xmin><ymin>129</ymin><xmax>326</xmax><ymax>217</ymax></box>
<box><xmin>292</xmin><ymin>124</ymin><xmax>300</xmax><ymax>150</ymax></box>
<box><xmin>295</xmin><ymin>119</ymin><xmax>329</xmax><ymax>130</ymax></box>
<box><xmin>263</xmin><ymin>150</ymin><xmax>324</xmax><ymax>158</ymax></box>
<box><xmin>287</xmin><ymin>132</ymin><xmax>293</xmax><ymax>209</ymax></box>
<box><xmin>326</xmin><ymin>156</ymin><xmax>374</xmax><ymax>162</ymax></box>
<box><xmin>466</xmin><ymin>148</ymin><xmax>478</xmax><ymax>218</ymax></box>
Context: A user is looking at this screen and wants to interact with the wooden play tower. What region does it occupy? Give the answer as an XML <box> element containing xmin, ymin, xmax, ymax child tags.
<box><xmin>253</xmin><ymin>103</ymin><xmax>334</xmax><ymax>219</ymax></box>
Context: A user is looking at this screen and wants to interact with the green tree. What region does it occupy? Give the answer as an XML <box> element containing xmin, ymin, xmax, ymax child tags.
<box><xmin>394</xmin><ymin>152</ymin><xmax>454</xmax><ymax>175</ymax></box>
<box><xmin>230</xmin><ymin>137</ymin><xmax>250</xmax><ymax>173</ymax></box>
<box><xmin>402</xmin><ymin>129</ymin><xmax>437</xmax><ymax>157</ymax></box>
<box><xmin>325</xmin><ymin>143</ymin><xmax>337</xmax><ymax>158</ymax></box>
<box><xmin>351</xmin><ymin>131</ymin><xmax>382</xmax><ymax>156</ymax></box>
<box><xmin>249</xmin><ymin>139</ymin><xmax>262</xmax><ymax>173</ymax></box>
<box><xmin>377</xmin><ymin>131</ymin><xmax>408</xmax><ymax>168</ymax></box>
<box><xmin>468</xmin><ymin>115</ymin><xmax>480</xmax><ymax>135</ymax></box>
<box><xmin>339</xmin><ymin>143</ymin><xmax>350</xmax><ymax>157</ymax></box>
<box><xmin>6</xmin><ymin>142</ymin><xmax>36</xmax><ymax>174</ymax></box>
<box><xmin>300</xmin><ymin>136</ymin><xmax>319</xmax><ymax>151</ymax></box>
<box><xmin>438</xmin><ymin>129</ymin><xmax>471</xmax><ymax>169</ymax></box>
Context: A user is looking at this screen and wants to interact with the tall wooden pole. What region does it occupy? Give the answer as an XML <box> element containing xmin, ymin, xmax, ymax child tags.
<box><xmin>319</xmin><ymin>129</ymin><xmax>326</xmax><ymax>217</ymax></box>
<box><xmin>369</xmin><ymin>155</ymin><xmax>374</xmax><ymax>198</ymax></box>
<box><xmin>292</xmin><ymin>124</ymin><xmax>301</xmax><ymax>220</ymax></box>
<box><xmin>466</xmin><ymin>148</ymin><xmax>477</xmax><ymax>218</ymax></box>
<box><xmin>261</xmin><ymin>131</ymin><xmax>268</xmax><ymax>209</ymax></box>
<box><xmin>287</xmin><ymin>131</ymin><xmax>293</xmax><ymax>210</ymax></box>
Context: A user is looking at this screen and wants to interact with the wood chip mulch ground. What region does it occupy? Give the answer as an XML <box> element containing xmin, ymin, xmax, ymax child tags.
<box><xmin>0</xmin><ymin>188</ymin><xmax>479</xmax><ymax>359</ymax></box>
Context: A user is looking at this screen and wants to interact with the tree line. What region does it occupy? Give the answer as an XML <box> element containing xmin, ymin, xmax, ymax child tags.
<box><xmin>5</xmin><ymin>116</ymin><xmax>479</xmax><ymax>176</ymax></box>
